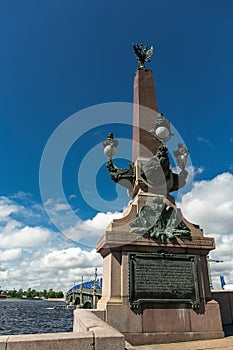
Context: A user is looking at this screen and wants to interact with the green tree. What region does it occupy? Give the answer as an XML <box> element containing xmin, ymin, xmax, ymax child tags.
<box><xmin>26</xmin><ymin>288</ymin><xmax>32</xmax><ymax>298</ymax></box>
<box><xmin>55</xmin><ymin>291</ymin><xmax>64</xmax><ymax>298</ymax></box>
<box><xmin>8</xmin><ymin>289</ymin><xmax>17</xmax><ymax>297</ymax></box>
<box><xmin>16</xmin><ymin>288</ymin><xmax>23</xmax><ymax>298</ymax></box>
<box><xmin>47</xmin><ymin>289</ymin><xmax>56</xmax><ymax>298</ymax></box>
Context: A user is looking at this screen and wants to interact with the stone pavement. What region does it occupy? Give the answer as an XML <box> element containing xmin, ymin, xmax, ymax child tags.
<box><xmin>131</xmin><ymin>337</ymin><xmax>233</xmax><ymax>350</ymax></box>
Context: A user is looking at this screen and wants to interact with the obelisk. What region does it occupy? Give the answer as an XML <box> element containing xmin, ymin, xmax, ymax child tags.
<box><xmin>132</xmin><ymin>68</ymin><xmax>160</xmax><ymax>161</ymax></box>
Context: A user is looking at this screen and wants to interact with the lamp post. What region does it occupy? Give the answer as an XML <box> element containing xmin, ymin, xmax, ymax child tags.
<box><xmin>80</xmin><ymin>276</ymin><xmax>83</xmax><ymax>308</ymax></box>
<box><xmin>207</xmin><ymin>256</ymin><xmax>223</xmax><ymax>289</ymax></box>
<box><xmin>93</xmin><ymin>268</ymin><xmax>98</xmax><ymax>309</ymax></box>
<box><xmin>72</xmin><ymin>281</ymin><xmax>76</xmax><ymax>305</ymax></box>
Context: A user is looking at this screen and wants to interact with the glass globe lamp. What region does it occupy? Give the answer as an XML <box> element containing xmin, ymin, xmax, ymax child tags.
<box><xmin>151</xmin><ymin>113</ymin><xmax>172</xmax><ymax>143</ymax></box>
<box><xmin>154</xmin><ymin>126</ymin><xmax>170</xmax><ymax>142</ymax></box>
<box><xmin>102</xmin><ymin>133</ymin><xmax>119</xmax><ymax>160</ymax></box>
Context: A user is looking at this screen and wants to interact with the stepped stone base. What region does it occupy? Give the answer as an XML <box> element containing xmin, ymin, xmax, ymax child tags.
<box><xmin>97</xmin><ymin>297</ymin><xmax>223</xmax><ymax>345</ymax></box>
<box><xmin>125</xmin><ymin>331</ymin><xmax>224</xmax><ymax>346</ymax></box>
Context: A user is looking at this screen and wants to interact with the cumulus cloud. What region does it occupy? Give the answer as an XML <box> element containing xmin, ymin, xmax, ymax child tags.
<box><xmin>53</xmin><ymin>203</ymin><xmax>70</xmax><ymax>212</ymax></box>
<box><xmin>1</xmin><ymin>174</ymin><xmax>233</xmax><ymax>292</ymax></box>
<box><xmin>1</xmin><ymin>247</ymin><xmax>102</xmax><ymax>291</ymax></box>
<box><xmin>179</xmin><ymin>172</ymin><xmax>233</xmax><ymax>234</ymax></box>
<box><xmin>0</xmin><ymin>193</ymin><xmax>118</xmax><ymax>290</ymax></box>
<box><xmin>32</xmin><ymin>247</ymin><xmax>101</xmax><ymax>271</ymax></box>
<box><xmin>86</xmin><ymin>211</ymin><xmax>123</xmax><ymax>229</ymax></box>
<box><xmin>0</xmin><ymin>225</ymin><xmax>50</xmax><ymax>249</ymax></box>
<box><xmin>63</xmin><ymin>210</ymin><xmax>123</xmax><ymax>246</ymax></box>
<box><xmin>178</xmin><ymin>172</ymin><xmax>233</xmax><ymax>288</ymax></box>
<box><xmin>43</xmin><ymin>197</ymin><xmax>124</xmax><ymax>246</ymax></box>
<box><xmin>0</xmin><ymin>249</ymin><xmax>22</xmax><ymax>261</ymax></box>
<box><xmin>0</xmin><ymin>197</ymin><xmax>19</xmax><ymax>219</ymax></box>
<box><xmin>0</xmin><ymin>196</ymin><xmax>51</xmax><ymax>250</ymax></box>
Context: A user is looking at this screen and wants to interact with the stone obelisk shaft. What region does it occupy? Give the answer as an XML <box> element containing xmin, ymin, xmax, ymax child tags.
<box><xmin>132</xmin><ymin>69</ymin><xmax>161</xmax><ymax>162</ymax></box>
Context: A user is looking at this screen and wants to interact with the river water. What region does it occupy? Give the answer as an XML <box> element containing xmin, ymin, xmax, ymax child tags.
<box><xmin>0</xmin><ymin>299</ymin><xmax>73</xmax><ymax>335</ymax></box>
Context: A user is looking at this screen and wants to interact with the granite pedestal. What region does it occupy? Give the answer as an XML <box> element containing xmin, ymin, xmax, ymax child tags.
<box><xmin>96</xmin><ymin>193</ymin><xmax>224</xmax><ymax>346</ymax></box>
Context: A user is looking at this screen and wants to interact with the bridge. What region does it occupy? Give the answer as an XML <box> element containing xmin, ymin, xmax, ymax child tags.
<box><xmin>66</xmin><ymin>276</ymin><xmax>102</xmax><ymax>309</ymax></box>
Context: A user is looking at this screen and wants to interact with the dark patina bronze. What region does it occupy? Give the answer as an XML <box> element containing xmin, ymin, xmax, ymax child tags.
<box><xmin>128</xmin><ymin>252</ymin><xmax>200</xmax><ymax>312</ymax></box>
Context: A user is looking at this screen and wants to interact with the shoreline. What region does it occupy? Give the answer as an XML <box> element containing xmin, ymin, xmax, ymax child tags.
<box><xmin>0</xmin><ymin>297</ymin><xmax>65</xmax><ymax>302</ymax></box>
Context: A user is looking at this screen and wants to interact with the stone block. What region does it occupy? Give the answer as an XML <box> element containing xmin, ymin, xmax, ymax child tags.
<box><xmin>73</xmin><ymin>309</ymin><xmax>125</xmax><ymax>350</ymax></box>
<box><xmin>90</xmin><ymin>309</ymin><xmax>106</xmax><ymax>321</ymax></box>
<box><xmin>94</xmin><ymin>327</ymin><xmax>125</xmax><ymax>350</ymax></box>
<box><xmin>125</xmin><ymin>332</ymin><xmax>170</xmax><ymax>346</ymax></box>
<box><xmin>6</xmin><ymin>332</ymin><xmax>93</xmax><ymax>350</ymax></box>
<box><xmin>142</xmin><ymin>304</ymin><xmax>190</xmax><ymax>333</ymax></box>
<box><xmin>0</xmin><ymin>336</ymin><xmax>8</xmax><ymax>350</ymax></box>
<box><xmin>73</xmin><ymin>309</ymin><xmax>104</xmax><ymax>332</ymax></box>
<box><xmin>167</xmin><ymin>331</ymin><xmax>223</xmax><ymax>343</ymax></box>
<box><xmin>125</xmin><ymin>331</ymin><xmax>224</xmax><ymax>346</ymax></box>
<box><xmin>212</xmin><ymin>291</ymin><xmax>233</xmax><ymax>325</ymax></box>
<box><xmin>189</xmin><ymin>300</ymin><xmax>223</xmax><ymax>333</ymax></box>
<box><xmin>106</xmin><ymin>301</ymin><xmax>142</xmax><ymax>333</ymax></box>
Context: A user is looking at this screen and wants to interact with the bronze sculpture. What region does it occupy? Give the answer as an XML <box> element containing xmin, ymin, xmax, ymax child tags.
<box><xmin>132</xmin><ymin>43</ymin><xmax>154</xmax><ymax>69</ymax></box>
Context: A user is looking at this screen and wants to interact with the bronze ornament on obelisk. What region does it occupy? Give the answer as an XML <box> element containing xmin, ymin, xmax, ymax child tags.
<box><xmin>96</xmin><ymin>43</ymin><xmax>224</xmax><ymax>346</ymax></box>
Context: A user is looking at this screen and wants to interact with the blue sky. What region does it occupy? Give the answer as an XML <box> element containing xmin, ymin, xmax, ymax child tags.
<box><xmin>0</xmin><ymin>0</ymin><xmax>233</xmax><ymax>291</ymax></box>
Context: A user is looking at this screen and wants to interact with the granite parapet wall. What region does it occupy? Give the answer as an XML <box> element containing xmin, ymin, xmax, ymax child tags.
<box><xmin>212</xmin><ymin>290</ymin><xmax>233</xmax><ymax>326</ymax></box>
<box><xmin>0</xmin><ymin>309</ymin><xmax>126</xmax><ymax>350</ymax></box>
<box><xmin>0</xmin><ymin>332</ymin><xmax>93</xmax><ymax>350</ymax></box>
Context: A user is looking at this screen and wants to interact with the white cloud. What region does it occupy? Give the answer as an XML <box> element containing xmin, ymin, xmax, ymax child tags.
<box><xmin>86</xmin><ymin>211</ymin><xmax>123</xmax><ymax>229</ymax></box>
<box><xmin>0</xmin><ymin>247</ymin><xmax>102</xmax><ymax>291</ymax></box>
<box><xmin>178</xmin><ymin>172</ymin><xmax>233</xmax><ymax>289</ymax></box>
<box><xmin>184</xmin><ymin>165</ymin><xmax>204</xmax><ymax>187</ymax></box>
<box><xmin>179</xmin><ymin>172</ymin><xmax>233</xmax><ymax>234</ymax></box>
<box><xmin>0</xmin><ymin>224</ymin><xmax>50</xmax><ymax>249</ymax></box>
<box><xmin>63</xmin><ymin>210</ymin><xmax>123</xmax><ymax>246</ymax></box>
<box><xmin>53</xmin><ymin>203</ymin><xmax>70</xmax><ymax>212</ymax></box>
<box><xmin>0</xmin><ymin>197</ymin><xmax>19</xmax><ymax>219</ymax></box>
<box><xmin>30</xmin><ymin>247</ymin><xmax>101</xmax><ymax>271</ymax></box>
<box><xmin>0</xmin><ymin>249</ymin><xmax>22</xmax><ymax>261</ymax></box>
<box><xmin>196</xmin><ymin>136</ymin><xmax>214</xmax><ymax>147</ymax></box>
<box><xmin>1</xmin><ymin>176</ymin><xmax>233</xmax><ymax>292</ymax></box>
<box><xmin>0</xmin><ymin>196</ymin><xmax>51</xmax><ymax>255</ymax></box>
<box><xmin>0</xmin><ymin>193</ymin><xmax>115</xmax><ymax>290</ymax></box>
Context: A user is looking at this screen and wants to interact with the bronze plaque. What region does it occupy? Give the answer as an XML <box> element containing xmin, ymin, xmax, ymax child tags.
<box><xmin>128</xmin><ymin>252</ymin><xmax>200</xmax><ymax>311</ymax></box>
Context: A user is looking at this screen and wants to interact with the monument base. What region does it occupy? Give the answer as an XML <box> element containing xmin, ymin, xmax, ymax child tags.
<box><xmin>98</xmin><ymin>301</ymin><xmax>223</xmax><ymax>344</ymax></box>
<box><xmin>96</xmin><ymin>205</ymin><xmax>224</xmax><ymax>345</ymax></box>
<box><xmin>97</xmin><ymin>283</ymin><xmax>223</xmax><ymax>345</ymax></box>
